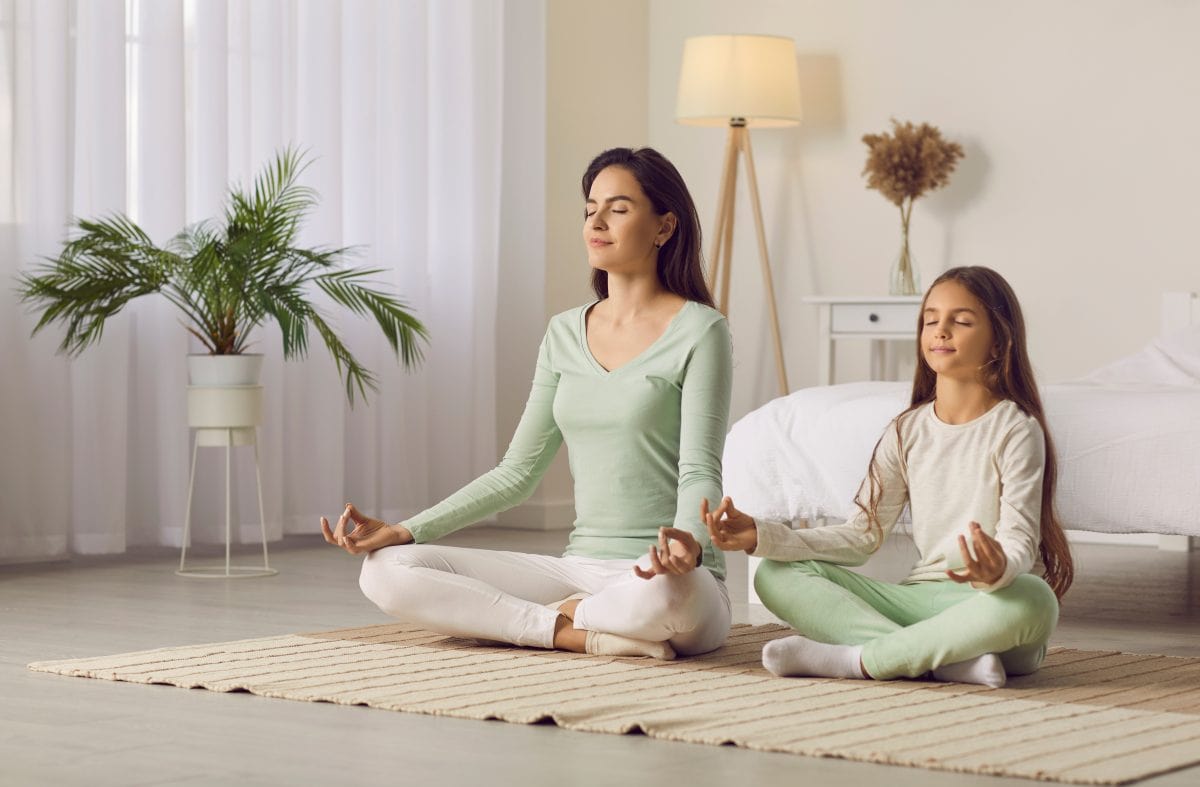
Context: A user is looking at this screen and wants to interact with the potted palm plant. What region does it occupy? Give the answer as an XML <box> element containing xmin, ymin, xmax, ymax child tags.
<box><xmin>17</xmin><ymin>147</ymin><xmax>427</xmax><ymax>405</ymax></box>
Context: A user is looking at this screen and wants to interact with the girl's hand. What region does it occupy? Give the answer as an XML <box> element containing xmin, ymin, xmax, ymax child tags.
<box><xmin>634</xmin><ymin>527</ymin><xmax>701</xmax><ymax>579</ymax></box>
<box><xmin>320</xmin><ymin>503</ymin><xmax>414</xmax><ymax>556</ymax></box>
<box><xmin>703</xmin><ymin>496</ymin><xmax>758</xmax><ymax>553</ymax></box>
<box><xmin>946</xmin><ymin>521</ymin><xmax>1008</xmax><ymax>586</ymax></box>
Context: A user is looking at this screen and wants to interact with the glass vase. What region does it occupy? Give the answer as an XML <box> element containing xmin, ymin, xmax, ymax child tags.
<box><xmin>890</xmin><ymin>227</ymin><xmax>920</xmax><ymax>296</ymax></box>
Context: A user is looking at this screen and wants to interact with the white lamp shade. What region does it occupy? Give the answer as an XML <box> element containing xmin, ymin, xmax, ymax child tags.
<box><xmin>675</xmin><ymin>34</ymin><xmax>802</xmax><ymax>128</ymax></box>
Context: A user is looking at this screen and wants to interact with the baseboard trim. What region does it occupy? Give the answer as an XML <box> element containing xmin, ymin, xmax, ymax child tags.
<box><xmin>1065</xmin><ymin>530</ymin><xmax>1196</xmax><ymax>550</ymax></box>
<box><xmin>1067</xmin><ymin>530</ymin><xmax>1159</xmax><ymax>546</ymax></box>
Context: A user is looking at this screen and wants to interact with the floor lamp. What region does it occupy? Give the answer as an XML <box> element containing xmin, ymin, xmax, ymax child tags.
<box><xmin>676</xmin><ymin>34</ymin><xmax>802</xmax><ymax>396</ymax></box>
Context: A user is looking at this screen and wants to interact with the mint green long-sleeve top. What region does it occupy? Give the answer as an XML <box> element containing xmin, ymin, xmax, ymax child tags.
<box><xmin>404</xmin><ymin>299</ymin><xmax>733</xmax><ymax>580</ymax></box>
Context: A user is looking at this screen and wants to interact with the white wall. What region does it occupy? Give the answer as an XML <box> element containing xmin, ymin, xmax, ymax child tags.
<box><xmin>647</xmin><ymin>0</ymin><xmax>1200</xmax><ymax>422</ymax></box>
<box><xmin>496</xmin><ymin>0</ymin><xmax>650</xmax><ymax>529</ymax></box>
<box><xmin>545</xmin><ymin>0</ymin><xmax>649</xmax><ymax>317</ymax></box>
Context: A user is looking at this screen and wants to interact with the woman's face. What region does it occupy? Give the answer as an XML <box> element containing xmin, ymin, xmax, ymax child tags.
<box><xmin>583</xmin><ymin>165</ymin><xmax>674</xmax><ymax>275</ymax></box>
<box><xmin>921</xmin><ymin>279</ymin><xmax>998</xmax><ymax>381</ymax></box>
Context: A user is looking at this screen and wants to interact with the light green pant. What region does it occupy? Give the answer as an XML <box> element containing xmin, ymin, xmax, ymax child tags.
<box><xmin>754</xmin><ymin>559</ymin><xmax>1059</xmax><ymax>680</ymax></box>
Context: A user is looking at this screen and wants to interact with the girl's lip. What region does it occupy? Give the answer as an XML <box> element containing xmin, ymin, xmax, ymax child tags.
<box><xmin>588</xmin><ymin>238</ymin><xmax>612</xmax><ymax>247</ymax></box>
<box><xmin>930</xmin><ymin>347</ymin><xmax>955</xmax><ymax>353</ymax></box>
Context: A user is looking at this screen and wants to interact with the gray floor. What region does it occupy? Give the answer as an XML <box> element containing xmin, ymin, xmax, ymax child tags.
<box><xmin>2</xmin><ymin>529</ymin><xmax>1199</xmax><ymax>787</ymax></box>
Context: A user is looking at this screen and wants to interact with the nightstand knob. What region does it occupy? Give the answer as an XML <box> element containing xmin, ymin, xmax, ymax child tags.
<box><xmin>868</xmin><ymin>312</ymin><xmax>879</xmax><ymax>323</ymax></box>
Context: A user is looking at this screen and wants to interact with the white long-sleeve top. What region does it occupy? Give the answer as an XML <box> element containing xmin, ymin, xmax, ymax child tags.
<box><xmin>750</xmin><ymin>399</ymin><xmax>1045</xmax><ymax>592</ymax></box>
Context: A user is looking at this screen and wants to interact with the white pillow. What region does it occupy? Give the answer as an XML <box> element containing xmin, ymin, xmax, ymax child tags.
<box><xmin>722</xmin><ymin>382</ymin><xmax>908</xmax><ymax>527</ymax></box>
<box><xmin>1078</xmin><ymin>324</ymin><xmax>1200</xmax><ymax>386</ymax></box>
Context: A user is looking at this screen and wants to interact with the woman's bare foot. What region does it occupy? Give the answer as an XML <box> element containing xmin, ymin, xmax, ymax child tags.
<box><xmin>552</xmin><ymin>614</ymin><xmax>587</xmax><ymax>652</ymax></box>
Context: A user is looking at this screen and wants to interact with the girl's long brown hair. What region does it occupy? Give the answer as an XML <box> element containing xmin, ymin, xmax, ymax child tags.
<box><xmin>855</xmin><ymin>266</ymin><xmax>1074</xmax><ymax>599</ymax></box>
<box><xmin>581</xmin><ymin>147</ymin><xmax>714</xmax><ymax>307</ymax></box>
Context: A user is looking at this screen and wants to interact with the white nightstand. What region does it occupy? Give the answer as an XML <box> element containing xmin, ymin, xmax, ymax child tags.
<box><xmin>805</xmin><ymin>295</ymin><xmax>923</xmax><ymax>385</ymax></box>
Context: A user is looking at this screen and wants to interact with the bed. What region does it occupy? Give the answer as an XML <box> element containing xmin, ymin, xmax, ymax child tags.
<box><xmin>725</xmin><ymin>292</ymin><xmax>1200</xmax><ymax>601</ymax></box>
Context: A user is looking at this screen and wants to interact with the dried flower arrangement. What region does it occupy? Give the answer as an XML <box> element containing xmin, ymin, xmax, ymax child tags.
<box><xmin>861</xmin><ymin>119</ymin><xmax>964</xmax><ymax>294</ymax></box>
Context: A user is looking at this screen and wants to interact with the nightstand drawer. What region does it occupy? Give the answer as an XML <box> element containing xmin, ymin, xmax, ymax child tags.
<box><xmin>830</xmin><ymin>302</ymin><xmax>917</xmax><ymax>334</ymax></box>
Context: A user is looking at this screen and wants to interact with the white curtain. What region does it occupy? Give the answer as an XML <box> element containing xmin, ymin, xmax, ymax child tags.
<box><xmin>0</xmin><ymin>0</ymin><xmax>512</xmax><ymax>561</ymax></box>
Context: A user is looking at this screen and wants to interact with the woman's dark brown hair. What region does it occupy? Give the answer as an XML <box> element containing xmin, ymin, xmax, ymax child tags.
<box><xmin>856</xmin><ymin>266</ymin><xmax>1074</xmax><ymax>599</ymax></box>
<box><xmin>581</xmin><ymin>147</ymin><xmax>713</xmax><ymax>307</ymax></box>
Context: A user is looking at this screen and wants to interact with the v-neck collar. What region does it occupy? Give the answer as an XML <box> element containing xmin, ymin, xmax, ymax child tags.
<box><xmin>579</xmin><ymin>299</ymin><xmax>692</xmax><ymax>376</ymax></box>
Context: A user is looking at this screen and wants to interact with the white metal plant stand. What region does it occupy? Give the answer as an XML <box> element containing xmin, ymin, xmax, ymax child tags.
<box><xmin>177</xmin><ymin>383</ymin><xmax>277</xmax><ymax>578</ymax></box>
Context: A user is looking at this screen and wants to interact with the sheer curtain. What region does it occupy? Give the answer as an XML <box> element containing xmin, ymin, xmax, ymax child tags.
<box><xmin>0</xmin><ymin>0</ymin><xmax>516</xmax><ymax>561</ymax></box>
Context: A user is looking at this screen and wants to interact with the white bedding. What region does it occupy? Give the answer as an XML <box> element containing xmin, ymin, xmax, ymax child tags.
<box><xmin>723</xmin><ymin>325</ymin><xmax>1200</xmax><ymax>537</ymax></box>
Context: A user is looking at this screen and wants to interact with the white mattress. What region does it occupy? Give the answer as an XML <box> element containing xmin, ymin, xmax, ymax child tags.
<box><xmin>723</xmin><ymin>325</ymin><xmax>1200</xmax><ymax>537</ymax></box>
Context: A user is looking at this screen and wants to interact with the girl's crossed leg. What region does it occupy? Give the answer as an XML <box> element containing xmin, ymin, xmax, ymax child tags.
<box><xmin>754</xmin><ymin>558</ymin><xmax>1058</xmax><ymax>683</ymax></box>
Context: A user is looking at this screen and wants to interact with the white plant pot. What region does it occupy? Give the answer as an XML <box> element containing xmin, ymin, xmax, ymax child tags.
<box><xmin>186</xmin><ymin>354</ymin><xmax>264</xmax><ymax>435</ymax></box>
<box><xmin>187</xmin><ymin>353</ymin><xmax>264</xmax><ymax>386</ymax></box>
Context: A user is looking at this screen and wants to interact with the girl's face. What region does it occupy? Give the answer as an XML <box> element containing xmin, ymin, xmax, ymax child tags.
<box><xmin>583</xmin><ymin>165</ymin><xmax>675</xmax><ymax>275</ymax></box>
<box><xmin>921</xmin><ymin>279</ymin><xmax>998</xmax><ymax>381</ymax></box>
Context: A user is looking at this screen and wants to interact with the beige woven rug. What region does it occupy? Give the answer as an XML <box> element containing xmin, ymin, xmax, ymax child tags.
<box><xmin>28</xmin><ymin>623</ymin><xmax>1200</xmax><ymax>784</ymax></box>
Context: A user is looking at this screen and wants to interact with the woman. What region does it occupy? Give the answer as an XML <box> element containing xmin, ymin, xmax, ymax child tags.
<box><xmin>706</xmin><ymin>266</ymin><xmax>1071</xmax><ymax>687</ymax></box>
<box><xmin>322</xmin><ymin>147</ymin><xmax>733</xmax><ymax>659</ymax></box>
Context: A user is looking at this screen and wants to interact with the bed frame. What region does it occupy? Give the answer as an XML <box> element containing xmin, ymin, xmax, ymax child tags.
<box><xmin>1055</xmin><ymin>292</ymin><xmax>1198</xmax><ymax>553</ymax></box>
<box><xmin>1148</xmin><ymin>291</ymin><xmax>1194</xmax><ymax>552</ymax></box>
<box><xmin>1161</xmin><ymin>290</ymin><xmax>1200</xmax><ymax>337</ymax></box>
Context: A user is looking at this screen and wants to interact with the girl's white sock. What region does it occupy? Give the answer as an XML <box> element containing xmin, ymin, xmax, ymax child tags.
<box><xmin>762</xmin><ymin>635</ymin><xmax>865</xmax><ymax>679</ymax></box>
<box><xmin>931</xmin><ymin>653</ymin><xmax>1007</xmax><ymax>688</ymax></box>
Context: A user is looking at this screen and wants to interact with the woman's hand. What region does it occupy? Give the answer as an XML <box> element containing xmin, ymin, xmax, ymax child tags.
<box><xmin>946</xmin><ymin>521</ymin><xmax>1008</xmax><ymax>586</ymax></box>
<box><xmin>320</xmin><ymin>503</ymin><xmax>413</xmax><ymax>556</ymax></box>
<box><xmin>633</xmin><ymin>527</ymin><xmax>701</xmax><ymax>579</ymax></box>
<box><xmin>703</xmin><ymin>496</ymin><xmax>758</xmax><ymax>553</ymax></box>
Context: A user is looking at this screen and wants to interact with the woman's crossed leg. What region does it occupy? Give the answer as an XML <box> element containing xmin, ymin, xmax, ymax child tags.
<box><xmin>358</xmin><ymin>544</ymin><xmax>730</xmax><ymax>656</ymax></box>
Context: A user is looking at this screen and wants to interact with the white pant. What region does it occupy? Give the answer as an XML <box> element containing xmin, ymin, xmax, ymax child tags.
<box><xmin>358</xmin><ymin>545</ymin><xmax>732</xmax><ymax>655</ymax></box>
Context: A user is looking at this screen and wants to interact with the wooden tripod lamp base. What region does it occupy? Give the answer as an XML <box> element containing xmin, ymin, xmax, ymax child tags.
<box><xmin>708</xmin><ymin>120</ymin><xmax>790</xmax><ymax>396</ymax></box>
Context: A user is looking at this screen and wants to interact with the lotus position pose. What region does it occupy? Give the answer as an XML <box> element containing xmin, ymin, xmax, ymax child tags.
<box><xmin>322</xmin><ymin>147</ymin><xmax>732</xmax><ymax>659</ymax></box>
<box><xmin>706</xmin><ymin>266</ymin><xmax>1073</xmax><ymax>687</ymax></box>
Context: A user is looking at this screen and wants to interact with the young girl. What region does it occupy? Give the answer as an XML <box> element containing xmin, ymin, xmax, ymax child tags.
<box><xmin>705</xmin><ymin>266</ymin><xmax>1072</xmax><ymax>687</ymax></box>
<box><xmin>321</xmin><ymin>147</ymin><xmax>733</xmax><ymax>660</ymax></box>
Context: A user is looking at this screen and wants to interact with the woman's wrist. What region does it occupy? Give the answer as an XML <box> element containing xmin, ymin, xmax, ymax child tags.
<box><xmin>391</xmin><ymin>523</ymin><xmax>415</xmax><ymax>545</ymax></box>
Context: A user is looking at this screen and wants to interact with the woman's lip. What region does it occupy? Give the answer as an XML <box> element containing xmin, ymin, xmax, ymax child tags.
<box><xmin>930</xmin><ymin>347</ymin><xmax>955</xmax><ymax>353</ymax></box>
<box><xmin>588</xmin><ymin>239</ymin><xmax>612</xmax><ymax>247</ymax></box>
